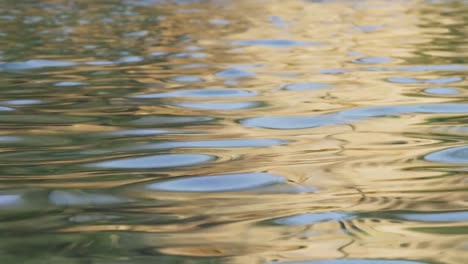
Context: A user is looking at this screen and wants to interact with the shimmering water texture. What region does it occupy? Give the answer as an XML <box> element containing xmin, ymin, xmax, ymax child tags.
<box><xmin>0</xmin><ymin>1</ymin><xmax>467</xmax><ymax>264</ymax></box>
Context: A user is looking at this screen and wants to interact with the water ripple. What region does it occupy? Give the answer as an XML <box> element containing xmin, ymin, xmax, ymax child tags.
<box><xmin>0</xmin><ymin>59</ymin><xmax>78</xmax><ymax>70</ymax></box>
<box><xmin>106</xmin><ymin>129</ymin><xmax>188</xmax><ymax>137</ymax></box>
<box><xmin>130</xmin><ymin>88</ymin><xmax>256</xmax><ymax>99</ymax></box>
<box><xmin>281</xmin><ymin>83</ymin><xmax>332</xmax><ymax>91</ymax></box>
<box><xmin>215</xmin><ymin>68</ymin><xmax>256</xmax><ymax>79</ymax></box>
<box><xmin>175</xmin><ymin>101</ymin><xmax>262</xmax><ymax>110</ymax></box>
<box><xmin>273</xmin><ymin>212</ymin><xmax>352</xmax><ymax>225</ymax></box>
<box><xmin>352</xmin><ymin>57</ymin><xmax>392</xmax><ymax>64</ymax></box>
<box><xmin>425</xmin><ymin>146</ymin><xmax>468</xmax><ymax>164</ymax></box>
<box><xmin>146</xmin><ymin>172</ymin><xmax>286</xmax><ymax>192</ymax></box>
<box><xmin>231</xmin><ymin>39</ymin><xmax>322</xmax><ymax>47</ymax></box>
<box><xmin>242</xmin><ymin>104</ymin><xmax>468</xmax><ymax>129</ymax></box>
<box><xmin>387</xmin><ymin>76</ymin><xmax>463</xmax><ymax>84</ymax></box>
<box><xmin>0</xmin><ymin>194</ymin><xmax>22</xmax><ymax>207</ymax></box>
<box><xmin>270</xmin><ymin>259</ymin><xmax>428</xmax><ymax>264</ymax></box>
<box><xmin>128</xmin><ymin>138</ymin><xmax>288</xmax><ymax>151</ymax></box>
<box><xmin>49</xmin><ymin>190</ymin><xmax>130</xmax><ymax>206</ymax></box>
<box><xmin>396</xmin><ymin>211</ymin><xmax>468</xmax><ymax>223</ymax></box>
<box><xmin>86</xmin><ymin>154</ymin><xmax>216</xmax><ymax>169</ymax></box>
<box><xmin>127</xmin><ymin>115</ymin><xmax>214</xmax><ymax>126</ymax></box>
<box><xmin>0</xmin><ymin>106</ymin><xmax>14</xmax><ymax>111</ymax></box>
<box><xmin>423</xmin><ymin>87</ymin><xmax>459</xmax><ymax>95</ymax></box>
<box><xmin>0</xmin><ymin>1</ymin><xmax>467</xmax><ymax>263</ymax></box>
<box><xmin>54</xmin><ymin>81</ymin><xmax>87</xmax><ymax>87</ymax></box>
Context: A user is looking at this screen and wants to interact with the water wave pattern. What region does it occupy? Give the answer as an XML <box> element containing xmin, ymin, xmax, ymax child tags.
<box><xmin>0</xmin><ymin>1</ymin><xmax>467</xmax><ymax>264</ymax></box>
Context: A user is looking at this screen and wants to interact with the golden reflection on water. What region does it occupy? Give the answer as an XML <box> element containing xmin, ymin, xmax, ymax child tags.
<box><xmin>0</xmin><ymin>0</ymin><xmax>467</xmax><ymax>264</ymax></box>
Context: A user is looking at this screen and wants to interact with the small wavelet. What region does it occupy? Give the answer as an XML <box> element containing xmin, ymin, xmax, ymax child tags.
<box><xmin>273</xmin><ymin>212</ymin><xmax>352</xmax><ymax>225</ymax></box>
<box><xmin>0</xmin><ymin>194</ymin><xmax>22</xmax><ymax>207</ymax></box>
<box><xmin>0</xmin><ymin>106</ymin><xmax>15</xmax><ymax>111</ymax></box>
<box><xmin>175</xmin><ymin>101</ymin><xmax>262</xmax><ymax>110</ymax></box>
<box><xmin>185</xmin><ymin>46</ymin><xmax>202</xmax><ymax>51</ymax></box>
<box><xmin>150</xmin><ymin>51</ymin><xmax>168</xmax><ymax>57</ymax></box>
<box><xmin>424</xmin><ymin>146</ymin><xmax>468</xmax><ymax>164</ymax></box>
<box><xmin>423</xmin><ymin>87</ymin><xmax>459</xmax><ymax>95</ymax></box>
<box><xmin>242</xmin><ymin>103</ymin><xmax>468</xmax><ymax>129</ymax></box>
<box><xmin>354</xmin><ymin>25</ymin><xmax>384</xmax><ymax>32</ymax></box>
<box><xmin>127</xmin><ymin>115</ymin><xmax>214</xmax><ymax>126</ymax></box>
<box><xmin>215</xmin><ymin>68</ymin><xmax>256</xmax><ymax>78</ymax></box>
<box><xmin>130</xmin><ymin>88</ymin><xmax>256</xmax><ymax>99</ymax></box>
<box><xmin>54</xmin><ymin>81</ymin><xmax>88</xmax><ymax>87</ymax></box>
<box><xmin>398</xmin><ymin>65</ymin><xmax>468</xmax><ymax>72</ymax></box>
<box><xmin>3</xmin><ymin>99</ymin><xmax>43</xmax><ymax>105</ymax></box>
<box><xmin>49</xmin><ymin>190</ymin><xmax>130</xmax><ymax>206</ymax></box>
<box><xmin>231</xmin><ymin>39</ymin><xmax>322</xmax><ymax>47</ymax></box>
<box><xmin>170</xmin><ymin>76</ymin><xmax>204</xmax><ymax>83</ymax></box>
<box><xmin>85</xmin><ymin>60</ymin><xmax>114</xmax><ymax>66</ymax></box>
<box><xmin>281</xmin><ymin>82</ymin><xmax>332</xmax><ymax>91</ymax></box>
<box><xmin>146</xmin><ymin>172</ymin><xmax>286</xmax><ymax>192</ymax></box>
<box><xmin>352</xmin><ymin>57</ymin><xmax>392</xmax><ymax>64</ymax></box>
<box><xmin>0</xmin><ymin>136</ymin><xmax>20</xmax><ymax>142</ymax></box>
<box><xmin>68</xmin><ymin>214</ymin><xmax>120</xmax><ymax>223</ymax></box>
<box><xmin>0</xmin><ymin>114</ymin><xmax>94</xmax><ymax>124</ymax></box>
<box><xmin>129</xmin><ymin>138</ymin><xmax>288</xmax><ymax>151</ymax></box>
<box><xmin>106</xmin><ymin>129</ymin><xmax>187</xmax><ymax>136</ymax></box>
<box><xmin>242</xmin><ymin>115</ymin><xmax>333</xmax><ymax>129</ymax></box>
<box><xmin>86</xmin><ymin>154</ymin><xmax>215</xmax><ymax>169</ymax></box>
<box><xmin>320</xmin><ymin>69</ymin><xmax>349</xmax><ymax>74</ymax></box>
<box><xmin>396</xmin><ymin>211</ymin><xmax>468</xmax><ymax>223</ymax></box>
<box><xmin>124</xmin><ymin>30</ymin><xmax>148</xmax><ymax>38</ymax></box>
<box><xmin>170</xmin><ymin>52</ymin><xmax>207</xmax><ymax>59</ymax></box>
<box><xmin>209</xmin><ymin>18</ymin><xmax>230</xmax><ymax>26</ymax></box>
<box><xmin>176</xmin><ymin>63</ymin><xmax>209</xmax><ymax>69</ymax></box>
<box><xmin>0</xmin><ymin>59</ymin><xmax>78</xmax><ymax>70</ymax></box>
<box><xmin>117</xmin><ymin>56</ymin><xmax>144</xmax><ymax>64</ymax></box>
<box><xmin>431</xmin><ymin>125</ymin><xmax>468</xmax><ymax>135</ymax></box>
<box><xmin>387</xmin><ymin>76</ymin><xmax>463</xmax><ymax>84</ymax></box>
<box><xmin>269</xmin><ymin>15</ymin><xmax>288</xmax><ymax>29</ymax></box>
<box><xmin>270</xmin><ymin>259</ymin><xmax>427</xmax><ymax>264</ymax></box>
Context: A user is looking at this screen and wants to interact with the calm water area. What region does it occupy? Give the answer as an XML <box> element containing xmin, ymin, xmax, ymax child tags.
<box><xmin>0</xmin><ymin>0</ymin><xmax>467</xmax><ymax>263</ymax></box>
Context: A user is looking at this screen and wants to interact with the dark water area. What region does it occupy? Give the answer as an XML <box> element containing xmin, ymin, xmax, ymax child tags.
<box><xmin>0</xmin><ymin>0</ymin><xmax>467</xmax><ymax>263</ymax></box>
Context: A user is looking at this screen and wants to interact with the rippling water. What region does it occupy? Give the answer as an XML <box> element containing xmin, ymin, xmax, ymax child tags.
<box><xmin>0</xmin><ymin>0</ymin><xmax>467</xmax><ymax>263</ymax></box>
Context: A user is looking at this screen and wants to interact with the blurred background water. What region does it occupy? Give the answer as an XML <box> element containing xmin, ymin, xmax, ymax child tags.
<box><xmin>0</xmin><ymin>0</ymin><xmax>467</xmax><ymax>263</ymax></box>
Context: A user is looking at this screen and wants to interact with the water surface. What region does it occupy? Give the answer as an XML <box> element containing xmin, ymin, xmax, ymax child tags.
<box><xmin>0</xmin><ymin>1</ymin><xmax>467</xmax><ymax>264</ymax></box>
